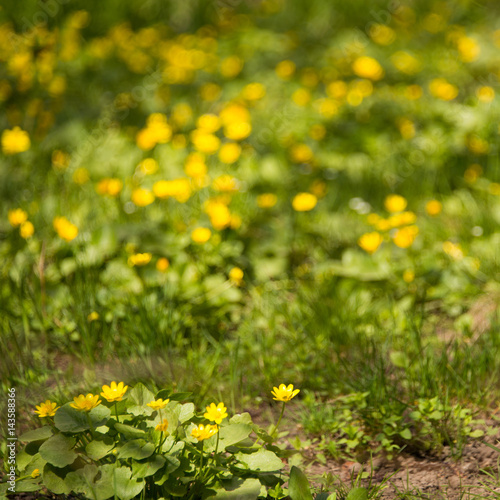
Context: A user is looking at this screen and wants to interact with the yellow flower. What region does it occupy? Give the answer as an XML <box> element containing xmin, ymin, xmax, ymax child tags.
<box><xmin>218</xmin><ymin>142</ymin><xmax>241</xmax><ymax>164</ymax></box>
<box><xmin>242</xmin><ymin>82</ymin><xmax>266</xmax><ymax>101</ymax></box>
<box><xmin>369</xmin><ymin>24</ymin><xmax>396</xmax><ymax>45</ymax></box>
<box><xmin>191</xmin><ymin>423</ymin><xmax>218</xmax><ymax>441</ymax></box>
<box><xmin>34</xmin><ymin>400</ymin><xmax>60</xmax><ymax>418</ymax></box>
<box><xmin>403</xmin><ymin>269</ymin><xmax>415</xmax><ymax>283</ymax></box>
<box><xmin>97</xmin><ymin>178</ymin><xmax>123</xmax><ymax>197</ymax></box>
<box><xmin>136</xmin><ymin>113</ymin><xmax>172</xmax><ymax>151</ymax></box>
<box><xmin>199</xmin><ymin>82</ymin><xmax>222</xmax><ymax>102</ymax></box>
<box><xmin>31</xmin><ymin>469</ymin><xmax>41</xmax><ymax>479</ymax></box>
<box><xmin>184</xmin><ymin>153</ymin><xmax>207</xmax><ymax>179</ymax></box>
<box><xmin>220</xmin><ymin>55</ymin><xmax>243</xmax><ymax>78</ymax></box>
<box><xmin>101</xmin><ymin>381</ymin><xmax>128</xmax><ymax>402</ymax></box>
<box><xmin>8</xmin><ymin>209</ymin><xmax>28</xmax><ymax>227</ymax></box>
<box><xmin>393</xmin><ymin>225</ymin><xmax>419</xmax><ymax>248</ymax></box>
<box><xmin>2</xmin><ymin>127</ymin><xmax>31</xmax><ymax>155</ymax></box>
<box><xmin>425</xmin><ymin>200</ymin><xmax>442</xmax><ymax>216</ymax></box>
<box><xmin>429</xmin><ymin>78</ymin><xmax>458</xmax><ymax>101</ymax></box>
<box><xmin>156</xmin><ymin>257</ymin><xmax>170</xmax><ymax>272</ymax></box>
<box><xmin>204</xmin><ymin>402</ymin><xmax>228</xmax><ymax>424</ymax></box>
<box><xmin>213</xmin><ymin>175</ymin><xmax>239</xmax><ymax>192</ymax></box>
<box><xmin>70</xmin><ymin>393</ymin><xmax>101</xmax><ymax>412</ymax></box>
<box><xmin>290</xmin><ymin>144</ymin><xmax>313</xmax><ymax>163</ymax></box>
<box><xmin>153</xmin><ymin>179</ymin><xmax>191</xmax><ymax>202</ymax></box>
<box><xmin>206</xmin><ymin>202</ymin><xmax>232</xmax><ymax>230</ymax></box>
<box><xmin>191</xmin><ymin>130</ymin><xmax>220</xmax><ymax>154</ymax></box>
<box><xmin>155</xmin><ymin>419</ymin><xmax>169</xmax><ymax>432</ymax></box>
<box><xmin>358</xmin><ymin>232</ymin><xmax>383</xmax><ymax>254</ymax></box>
<box><xmin>131</xmin><ymin>188</ymin><xmax>155</xmax><ymax>207</ymax></box>
<box><xmin>352</xmin><ymin>56</ymin><xmax>384</xmax><ymax>80</ymax></box>
<box><xmin>275</xmin><ymin>60</ymin><xmax>296</xmax><ymax>80</ymax></box>
<box><xmin>224</xmin><ymin>121</ymin><xmax>251</xmax><ymax>141</ymax></box>
<box><xmin>229</xmin><ymin>267</ymin><xmax>244</xmax><ymax>286</ymax></box>
<box><xmin>147</xmin><ymin>398</ymin><xmax>169</xmax><ymax>411</ymax></box>
<box><xmin>196</xmin><ymin>114</ymin><xmax>221</xmax><ymax>133</ymax></box>
<box><xmin>128</xmin><ymin>253</ymin><xmax>152</xmax><ymax>267</ymax></box>
<box><xmin>384</xmin><ymin>194</ymin><xmax>407</xmax><ymax>213</ymax></box>
<box><xmin>191</xmin><ymin>227</ymin><xmax>211</xmax><ymax>244</ymax></box>
<box><xmin>87</xmin><ymin>311</ymin><xmax>100</xmax><ymax>322</ymax></box>
<box><xmin>138</xmin><ymin>158</ymin><xmax>159</xmax><ymax>175</ymax></box>
<box><xmin>292</xmin><ymin>193</ymin><xmax>317</xmax><ymax>212</ymax></box>
<box><xmin>53</xmin><ymin>216</ymin><xmax>78</xmax><ymax>242</ymax></box>
<box><xmin>20</xmin><ymin>221</ymin><xmax>34</xmax><ymax>239</ymax></box>
<box><xmin>257</xmin><ymin>193</ymin><xmax>277</xmax><ymax>208</ymax></box>
<box><xmin>443</xmin><ymin>241</ymin><xmax>464</xmax><ymax>260</ymax></box>
<box><xmin>73</xmin><ymin>167</ymin><xmax>90</xmax><ymax>185</ymax></box>
<box><xmin>477</xmin><ymin>86</ymin><xmax>495</xmax><ymax>103</ymax></box>
<box><xmin>271</xmin><ymin>384</ymin><xmax>300</xmax><ymax>402</ymax></box>
<box><xmin>52</xmin><ymin>150</ymin><xmax>70</xmax><ymax>170</ymax></box>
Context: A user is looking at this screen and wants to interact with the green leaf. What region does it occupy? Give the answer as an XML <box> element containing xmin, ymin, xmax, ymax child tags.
<box><xmin>115</xmin><ymin>423</ymin><xmax>147</xmax><ymax>439</ymax></box>
<box><xmin>207</xmin><ymin>424</ymin><xmax>252</xmax><ymax>452</ymax></box>
<box><xmin>288</xmin><ymin>466</ymin><xmax>313</xmax><ymax>500</ymax></box>
<box><xmin>42</xmin><ymin>464</ymin><xmax>71</xmax><ymax>495</ymax></box>
<box><xmin>117</xmin><ymin>439</ymin><xmax>155</xmax><ymax>460</ymax></box>
<box><xmin>131</xmin><ymin>455</ymin><xmax>166</xmax><ymax>478</ymax></box>
<box><xmin>390</xmin><ymin>351</ymin><xmax>409</xmax><ymax>368</ymax></box>
<box><xmin>86</xmin><ymin>436</ymin><xmax>115</xmax><ymax>460</ymax></box>
<box><xmin>127</xmin><ymin>383</ymin><xmax>155</xmax><ymax>416</ymax></box>
<box><xmin>230</xmin><ymin>413</ymin><xmax>253</xmax><ymax>425</ymax></box>
<box><xmin>399</xmin><ymin>428</ymin><xmax>412</xmax><ymax>440</ymax></box>
<box><xmin>178</xmin><ymin>402</ymin><xmax>195</xmax><ymax>423</ymax></box>
<box><xmin>19</xmin><ymin>426</ymin><xmax>53</xmax><ymax>443</ymax></box>
<box><xmin>110</xmin><ymin>465</ymin><xmax>145</xmax><ymax>500</ymax></box>
<box><xmin>209</xmin><ymin>478</ymin><xmax>261</xmax><ymax>499</ymax></box>
<box><xmin>235</xmin><ymin>449</ymin><xmax>284</xmax><ymax>472</ymax></box>
<box><xmin>168</xmin><ymin>392</ymin><xmax>193</xmax><ymax>401</ymax></box>
<box><xmin>54</xmin><ymin>403</ymin><xmax>110</xmax><ymax>433</ymax></box>
<box><xmin>346</xmin><ymin>487</ymin><xmax>368</xmax><ymax>500</ymax></box>
<box><xmin>469</xmin><ymin>429</ymin><xmax>485</xmax><ymax>438</ymax></box>
<box><xmin>65</xmin><ymin>464</ymin><xmax>100</xmax><ymax>499</ymax></box>
<box><xmin>39</xmin><ymin>434</ymin><xmax>77</xmax><ymax>468</ymax></box>
<box><xmin>13</xmin><ymin>479</ymin><xmax>41</xmax><ymax>493</ymax></box>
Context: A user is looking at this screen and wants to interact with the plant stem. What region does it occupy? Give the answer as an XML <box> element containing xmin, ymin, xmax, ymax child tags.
<box><xmin>114</xmin><ymin>402</ymin><xmax>120</xmax><ymax>423</ymax></box>
<box><xmin>274</xmin><ymin>402</ymin><xmax>287</xmax><ymax>437</ymax></box>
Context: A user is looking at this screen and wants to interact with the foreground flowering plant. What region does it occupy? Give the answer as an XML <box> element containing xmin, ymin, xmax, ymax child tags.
<box><xmin>5</xmin><ymin>382</ymin><xmax>321</xmax><ymax>499</ymax></box>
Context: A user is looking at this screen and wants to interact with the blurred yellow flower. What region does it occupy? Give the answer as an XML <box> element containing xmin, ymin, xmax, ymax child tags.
<box><xmin>35</xmin><ymin>400</ymin><xmax>59</xmax><ymax>418</ymax></box>
<box><xmin>204</xmin><ymin>402</ymin><xmax>228</xmax><ymax>424</ymax></box>
<box><xmin>403</xmin><ymin>269</ymin><xmax>415</xmax><ymax>283</ymax></box>
<box><xmin>218</xmin><ymin>142</ymin><xmax>241</xmax><ymax>164</ymax></box>
<box><xmin>393</xmin><ymin>225</ymin><xmax>419</xmax><ymax>248</ymax></box>
<box><xmin>31</xmin><ymin>469</ymin><xmax>41</xmax><ymax>479</ymax></box>
<box><xmin>443</xmin><ymin>241</ymin><xmax>464</xmax><ymax>260</ymax></box>
<box><xmin>292</xmin><ymin>193</ymin><xmax>317</xmax><ymax>212</ymax></box>
<box><xmin>153</xmin><ymin>179</ymin><xmax>191</xmax><ymax>202</ymax></box>
<box><xmin>70</xmin><ymin>393</ymin><xmax>101</xmax><ymax>412</ymax></box>
<box><xmin>53</xmin><ymin>216</ymin><xmax>78</xmax><ymax>242</ymax></box>
<box><xmin>326</xmin><ymin>80</ymin><xmax>347</xmax><ymax>99</ymax></box>
<box><xmin>52</xmin><ymin>150</ymin><xmax>70</xmax><ymax>170</ymax></box>
<box><xmin>229</xmin><ymin>267</ymin><xmax>244</xmax><ymax>285</ymax></box>
<box><xmin>73</xmin><ymin>167</ymin><xmax>90</xmax><ymax>185</ymax></box>
<box><xmin>155</xmin><ymin>419</ymin><xmax>169</xmax><ymax>432</ymax></box>
<box><xmin>185</xmin><ymin>153</ymin><xmax>207</xmax><ymax>179</ymax></box>
<box><xmin>224</xmin><ymin>121</ymin><xmax>252</xmax><ymax>141</ymax></box>
<box><xmin>97</xmin><ymin>178</ymin><xmax>123</xmax><ymax>197</ymax></box>
<box><xmin>206</xmin><ymin>201</ymin><xmax>232</xmax><ymax>230</ymax></box>
<box><xmin>2</xmin><ymin>126</ymin><xmax>30</xmax><ymax>155</ymax></box>
<box><xmin>213</xmin><ymin>175</ymin><xmax>239</xmax><ymax>192</ymax></box>
<box><xmin>131</xmin><ymin>188</ymin><xmax>155</xmax><ymax>207</ymax></box>
<box><xmin>352</xmin><ymin>56</ymin><xmax>384</xmax><ymax>80</ymax></box>
<box><xmin>191</xmin><ymin>130</ymin><xmax>220</xmax><ymax>154</ymax></box>
<box><xmin>8</xmin><ymin>208</ymin><xmax>28</xmax><ymax>227</ymax></box>
<box><xmin>87</xmin><ymin>311</ymin><xmax>100</xmax><ymax>322</ymax></box>
<box><xmin>292</xmin><ymin>88</ymin><xmax>311</xmax><ymax>106</ymax></box>
<box><xmin>242</xmin><ymin>82</ymin><xmax>266</xmax><ymax>100</ymax></box>
<box><xmin>147</xmin><ymin>398</ymin><xmax>169</xmax><ymax>410</ymax></box>
<box><xmin>196</xmin><ymin>114</ymin><xmax>221</xmax><ymax>133</ymax></box>
<box><xmin>477</xmin><ymin>86</ymin><xmax>495</xmax><ymax>103</ymax></box>
<box><xmin>391</xmin><ymin>51</ymin><xmax>421</xmax><ymax>75</ymax></box>
<box><xmin>101</xmin><ymin>381</ymin><xmax>128</xmax><ymax>402</ymax></box>
<box><xmin>464</xmin><ymin>164</ymin><xmax>482</xmax><ymax>183</ymax></box>
<box><xmin>358</xmin><ymin>232</ymin><xmax>383</xmax><ymax>254</ymax></box>
<box><xmin>290</xmin><ymin>143</ymin><xmax>313</xmax><ymax>163</ymax></box>
<box><xmin>425</xmin><ymin>200</ymin><xmax>442</xmax><ymax>216</ymax></box>
<box><xmin>369</xmin><ymin>24</ymin><xmax>396</xmax><ymax>45</ymax></box>
<box><xmin>429</xmin><ymin>78</ymin><xmax>458</xmax><ymax>101</ymax></box>
<box><xmin>388</xmin><ymin>211</ymin><xmax>417</xmax><ymax>228</ymax></box>
<box><xmin>220</xmin><ymin>55</ymin><xmax>243</xmax><ymax>78</ymax></box>
<box><xmin>191</xmin><ymin>227</ymin><xmax>211</xmax><ymax>243</ymax></box>
<box><xmin>384</xmin><ymin>194</ymin><xmax>407</xmax><ymax>213</ymax></box>
<box><xmin>20</xmin><ymin>221</ymin><xmax>34</xmax><ymax>239</ymax></box>
<box><xmin>138</xmin><ymin>158</ymin><xmax>159</xmax><ymax>175</ymax></box>
<box><xmin>257</xmin><ymin>193</ymin><xmax>277</xmax><ymax>208</ymax></box>
<box><xmin>191</xmin><ymin>424</ymin><xmax>218</xmax><ymax>441</ymax></box>
<box><xmin>128</xmin><ymin>253</ymin><xmax>152</xmax><ymax>267</ymax></box>
<box><xmin>457</xmin><ymin>36</ymin><xmax>480</xmax><ymax>62</ymax></box>
<box><xmin>309</xmin><ymin>124</ymin><xmax>326</xmax><ymax>140</ymax></box>
<box><xmin>271</xmin><ymin>383</ymin><xmax>300</xmax><ymax>402</ymax></box>
<box><xmin>199</xmin><ymin>83</ymin><xmax>222</xmax><ymax>102</ymax></box>
<box><xmin>136</xmin><ymin>113</ymin><xmax>172</xmax><ymax>150</ymax></box>
<box><xmin>275</xmin><ymin>60</ymin><xmax>296</xmax><ymax>79</ymax></box>
<box><xmin>405</xmin><ymin>84</ymin><xmax>423</xmax><ymax>100</ymax></box>
<box><xmin>490</xmin><ymin>183</ymin><xmax>500</xmax><ymax>196</ymax></box>
<box><xmin>156</xmin><ymin>257</ymin><xmax>170</xmax><ymax>272</ymax></box>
